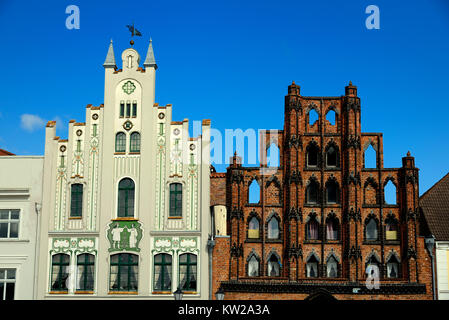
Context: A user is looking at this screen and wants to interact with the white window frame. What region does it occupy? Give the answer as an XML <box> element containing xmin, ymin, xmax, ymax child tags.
<box><xmin>0</xmin><ymin>268</ymin><xmax>16</xmax><ymax>300</ymax></box>
<box><xmin>0</xmin><ymin>209</ymin><xmax>20</xmax><ymax>239</ymax></box>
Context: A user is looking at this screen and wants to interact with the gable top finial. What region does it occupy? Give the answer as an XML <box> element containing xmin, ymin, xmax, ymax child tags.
<box><xmin>103</xmin><ymin>39</ymin><xmax>117</xmax><ymax>68</ymax></box>
<box><xmin>144</xmin><ymin>38</ymin><xmax>158</xmax><ymax>69</ymax></box>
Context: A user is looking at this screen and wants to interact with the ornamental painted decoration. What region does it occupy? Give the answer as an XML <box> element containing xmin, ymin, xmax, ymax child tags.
<box><xmin>122</xmin><ymin>81</ymin><xmax>136</xmax><ymax>95</ymax></box>
<box><xmin>123</xmin><ymin>120</ymin><xmax>133</xmax><ymax>131</ymax></box>
<box><xmin>107</xmin><ymin>220</ymin><xmax>143</xmax><ymax>253</ymax></box>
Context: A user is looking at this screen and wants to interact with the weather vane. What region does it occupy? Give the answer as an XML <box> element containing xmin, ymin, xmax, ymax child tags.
<box><xmin>126</xmin><ymin>23</ymin><xmax>142</xmax><ymax>46</ymax></box>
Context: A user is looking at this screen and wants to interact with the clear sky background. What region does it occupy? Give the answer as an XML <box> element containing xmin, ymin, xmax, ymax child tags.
<box><xmin>0</xmin><ymin>0</ymin><xmax>448</xmax><ymax>195</ymax></box>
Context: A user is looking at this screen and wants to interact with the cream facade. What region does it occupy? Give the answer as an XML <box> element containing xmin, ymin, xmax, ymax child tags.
<box><xmin>36</xmin><ymin>40</ymin><xmax>211</xmax><ymax>299</ymax></box>
<box><xmin>0</xmin><ymin>156</ymin><xmax>43</xmax><ymax>300</ymax></box>
<box><xmin>436</xmin><ymin>242</ymin><xmax>449</xmax><ymax>300</ymax></box>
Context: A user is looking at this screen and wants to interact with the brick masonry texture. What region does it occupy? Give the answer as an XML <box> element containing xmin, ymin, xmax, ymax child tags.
<box><xmin>210</xmin><ymin>82</ymin><xmax>434</xmax><ymax>300</ymax></box>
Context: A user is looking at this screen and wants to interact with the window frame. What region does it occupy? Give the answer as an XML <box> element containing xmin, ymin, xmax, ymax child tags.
<box><xmin>0</xmin><ymin>268</ymin><xmax>16</xmax><ymax>300</ymax></box>
<box><xmin>109</xmin><ymin>253</ymin><xmax>139</xmax><ymax>293</ymax></box>
<box><xmin>0</xmin><ymin>209</ymin><xmax>20</xmax><ymax>239</ymax></box>
<box><xmin>178</xmin><ymin>253</ymin><xmax>197</xmax><ymax>292</ymax></box>
<box><xmin>50</xmin><ymin>253</ymin><xmax>70</xmax><ymax>293</ymax></box>
<box><xmin>169</xmin><ymin>183</ymin><xmax>183</xmax><ymax>218</ymax></box>
<box><xmin>115</xmin><ymin>132</ymin><xmax>126</xmax><ymax>153</ymax></box>
<box><xmin>153</xmin><ymin>253</ymin><xmax>172</xmax><ymax>293</ymax></box>
<box><xmin>70</xmin><ymin>184</ymin><xmax>83</xmax><ymax>218</ymax></box>
<box><xmin>76</xmin><ymin>253</ymin><xmax>95</xmax><ymax>292</ymax></box>
<box><xmin>129</xmin><ymin>132</ymin><xmax>141</xmax><ymax>153</ymax></box>
<box><xmin>117</xmin><ymin>178</ymin><xmax>135</xmax><ymax>218</ymax></box>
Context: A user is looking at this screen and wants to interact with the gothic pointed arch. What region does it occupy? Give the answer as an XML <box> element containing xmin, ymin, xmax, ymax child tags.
<box><xmin>305</xmin><ymin>139</ymin><xmax>321</xmax><ymax>168</ymax></box>
<box><xmin>325</xmin><ymin>140</ymin><xmax>340</xmax><ymax>167</ymax></box>
<box><xmin>305</xmin><ymin>175</ymin><xmax>320</xmax><ymax>204</ymax></box>
<box><xmin>247</xmin><ymin>210</ymin><xmax>261</xmax><ymax>240</ymax></box>
<box><xmin>305</xmin><ymin>211</ymin><xmax>320</xmax><ymax>240</ymax></box>
<box><xmin>266</xmin><ymin>210</ymin><xmax>281</xmax><ymax>240</ymax></box>
<box><xmin>246</xmin><ymin>249</ymin><xmax>261</xmax><ymax>277</ymax></box>
<box><xmin>363</xmin><ymin>176</ymin><xmax>379</xmax><ymax>205</ymax></box>
<box><xmin>364</xmin><ymin>211</ymin><xmax>379</xmax><ymax>241</ymax></box>
<box><xmin>266</xmin><ymin>249</ymin><xmax>282</xmax><ymax>277</ymax></box>
<box><xmin>325</xmin><ymin>175</ymin><xmax>340</xmax><ymax>204</ymax></box>
<box><xmin>325</xmin><ymin>211</ymin><xmax>340</xmax><ymax>240</ymax></box>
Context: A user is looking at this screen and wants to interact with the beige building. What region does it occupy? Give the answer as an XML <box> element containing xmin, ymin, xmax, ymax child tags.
<box><xmin>0</xmin><ymin>153</ymin><xmax>43</xmax><ymax>300</ymax></box>
<box><xmin>36</xmin><ymin>39</ymin><xmax>212</xmax><ymax>299</ymax></box>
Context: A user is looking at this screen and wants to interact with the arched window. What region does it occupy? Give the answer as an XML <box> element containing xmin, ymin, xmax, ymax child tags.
<box><xmin>326</xmin><ymin>146</ymin><xmax>338</xmax><ymax>167</ymax></box>
<box><xmin>384</xmin><ymin>180</ymin><xmax>397</xmax><ymax>205</ymax></box>
<box><xmin>306</xmin><ymin>255</ymin><xmax>319</xmax><ymax>278</ymax></box>
<box><xmin>51</xmin><ymin>254</ymin><xmax>70</xmax><ymax>292</ymax></box>
<box><xmin>130</xmin><ymin>132</ymin><xmax>141</xmax><ymax>153</ymax></box>
<box><xmin>325</xmin><ymin>179</ymin><xmax>339</xmax><ymax>204</ymax></box>
<box><xmin>76</xmin><ymin>253</ymin><xmax>95</xmax><ymax>291</ymax></box>
<box><xmin>70</xmin><ymin>183</ymin><xmax>83</xmax><ymax>217</ymax></box>
<box><xmin>267</xmin><ymin>216</ymin><xmax>280</xmax><ymax>239</ymax></box>
<box><xmin>306</xmin><ymin>179</ymin><xmax>320</xmax><ymax>204</ymax></box>
<box><xmin>326</xmin><ymin>110</ymin><xmax>336</xmax><ymax>126</ymax></box>
<box><xmin>366</xmin><ymin>255</ymin><xmax>381</xmax><ymax>279</ymax></box>
<box><xmin>248</xmin><ymin>216</ymin><xmax>260</xmax><ymax>239</ymax></box>
<box><xmin>386</xmin><ymin>255</ymin><xmax>400</xmax><ymax>278</ymax></box>
<box><xmin>267</xmin><ymin>254</ymin><xmax>280</xmax><ymax>277</ymax></box>
<box><xmin>306</xmin><ymin>143</ymin><xmax>319</xmax><ymax>167</ymax></box>
<box><xmin>306</xmin><ymin>217</ymin><xmax>319</xmax><ymax>240</ymax></box>
<box><xmin>247</xmin><ymin>255</ymin><xmax>259</xmax><ymax>277</ymax></box>
<box><xmin>179</xmin><ymin>253</ymin><xmax>197</xmax><ymax>292</ymax></box>
<box><xmin>117</xmin><ymin>178</ymin><xmax>135</xmax><ymax>218</ymax></box>
<box><xmin>109</xmin><ymin>253</ymin><xmax>138</xmax><ymax>292</ymax></box>
<box><xmin>154</xmin><ymin>253</ymin><xmax>172</xmax><ymax>292</ymax></box>
<box><xmin>366</xmin><ymin>218</ymin><xmax>378</xmax><ymax>241</ymax></box>
<box><xmin>308</xmin><ymin>109</ymin><xmax>319</xmax><ymax>126</ymax></box>
<box><xmin>326</xmin><ymin>216</ymin><xmax>339</xmax><ymax>240</ymax></box>
<box><xmin>385</xmin><ymin>217</ymin><xmax>398</xmax><ymax>240</ymax></box>
<box><xmin>248</xmin><ymin>180</ymin><xmax>260</xmax><ymax>204</ymax></box>
<box><xmin>169</xmin><ymin>183</ymin><xmax>182</xmax><ymax>217</ymax></box>
<box><xmin>115</xmin><ymin>132</ymin><xmax>126</xmax><ymax>153</ymax></box>
<box><xmin>364</xmin><ymin>144</ymin><xmax>376</xmax><ymax>168</ymax></box>
<box><xmin>267</xmin><ymin>143</ymin><xmax>280</xmax><ymax>168</ymax></box>
<box><xmin>326</xmin><ymin>256</ymin><xmax>338</xmax><ymax>278</ymax></box>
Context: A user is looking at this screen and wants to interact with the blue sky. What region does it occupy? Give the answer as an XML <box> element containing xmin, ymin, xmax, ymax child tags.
<box><xmin>0</xmin><ymin>0</ymin><xmax>448</xmax><ymax>194</ymax></box>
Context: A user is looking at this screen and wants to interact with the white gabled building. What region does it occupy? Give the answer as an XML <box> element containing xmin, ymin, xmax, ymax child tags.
<box><xmin>0</xmin><ymin>152</ymin><xmax>43</xmax><ymax>300</ymax></box>
<box><xmin>36</xmin><ymin>39</ymin><xmax>212</xmax><ymax>299</ymax></box>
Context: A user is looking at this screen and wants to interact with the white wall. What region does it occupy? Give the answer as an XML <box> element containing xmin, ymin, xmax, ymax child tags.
<box><xmin>436</xmin><ymin>242</ymin><xmax>449</xmax><ymax>300</ymax></box>
<box><xmin>0</xmin><ymin>156</ymin><xmax>43</xmax><ymax>300</ymax></box>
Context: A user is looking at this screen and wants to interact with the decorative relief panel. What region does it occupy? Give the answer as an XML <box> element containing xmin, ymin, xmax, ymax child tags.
<box><xmin>107</xmin><ymin>220</ymin><xmax>143</xmax><ymax>253</ymax></box>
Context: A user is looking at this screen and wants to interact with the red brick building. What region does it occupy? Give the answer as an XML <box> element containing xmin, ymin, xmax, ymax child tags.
<box><xmin>210</xmin><ymin>82</ymin><xmax>434</xmax><ymax>300</ymax></box>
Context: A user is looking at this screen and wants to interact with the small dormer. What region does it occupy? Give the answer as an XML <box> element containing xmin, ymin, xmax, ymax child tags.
<box><xmin>121</xmin><ymin>48</ymin><xmax>140</xmax><ymax>71</ymax></box>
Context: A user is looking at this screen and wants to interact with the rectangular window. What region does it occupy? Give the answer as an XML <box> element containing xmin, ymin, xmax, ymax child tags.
<box><xmin>0</xmin><ymin>209</ymin><xmax>19</xmax><ymax>239</ymax></box>
<box><xmin>70</xmin><ymin>184</ymin><xmax>83</xmax><ymax>217</ymax></box>
<box><xmin>76</xmin><ymin>254</ymin><xmax>95</xmax><ymax>292</ymax></box>
<box><xmin>126</xmin><ymin>101</ymin><xmax>131</xmax><ymax>118</ymax></box>
<box><xmin>132</xmin><ymin>101</ymin><xmax>137</xmax><ymax>117</ymax></box>
<box><xmin>120</xmin><ymin>101</ymin><xmax>125</xmax><ymax>118</ymax></box>
<box><xmin>169</xmin><ymin>184</ymin><xmax>182</xmax><ymax>217</ymax></box>
<box><xmin>0</xmin><ymin>268</ymin><xmax>16</xmax><ymax>300</ymax></box>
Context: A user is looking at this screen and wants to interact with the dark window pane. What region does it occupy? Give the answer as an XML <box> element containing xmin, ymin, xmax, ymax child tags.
<box><xmin>120</xmin><ymin>103</ymin><xmax>125</xmax><ymax>117</ymax></box>
<box><xmin>0</xmin><ymin>210</ymin><xmax>9</xmax><ymax>220</ymax></box>
<box><xmin>0</xmin><ymin>282</ymin><xmax>3</xmax><ymax>301</ymax></box>
<box><xmin>10</xmin><ymin>210</ymin><xmax>19</xmax><ymax>220</ymax></box>
<box><xmin>6</xmin><ymin>269</ymin><xmax>15</xmax><ymax>280</ymax></box>
<box><xmin>0</xmin><ymin>224</ymin><xmax>7</xmax><ymax>238</ymax></box>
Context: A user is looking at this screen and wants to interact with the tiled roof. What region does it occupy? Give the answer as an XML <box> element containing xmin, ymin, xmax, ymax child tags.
<box><xmin>0</xmin><ymin>149</ymin><xmax>15</xmax><ymax>156</ymax></box>
<box><xmin>420</xmin><ymin>172</ymin><xmax>449</xmax><ymax>241</ymax></box>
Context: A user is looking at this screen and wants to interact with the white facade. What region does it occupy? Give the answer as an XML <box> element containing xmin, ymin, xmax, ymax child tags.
<box><xmin>0</xmin><ymin>156</ymin><xmax>43</xmax><ymax>300</ymax></box>
<box><xmin>436</xmin><ymin>242</ymin><xmax>449</xmax><ymax>300</ymax></box>
<box><xmin>36</xmin><ymin>40</ymin><xmax>212</xmax><ymax>299</ymax></box>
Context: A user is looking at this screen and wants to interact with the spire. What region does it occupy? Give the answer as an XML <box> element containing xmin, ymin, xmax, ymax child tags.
<box><xmin>144</xmin><ymin>38</ymin><xmax>158</xmax><ymax>69</ymax></box>
<box><xmin>103</xmin><ymin>39</ymin><xmax>116</xmax><ymax>68</ymax></box>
